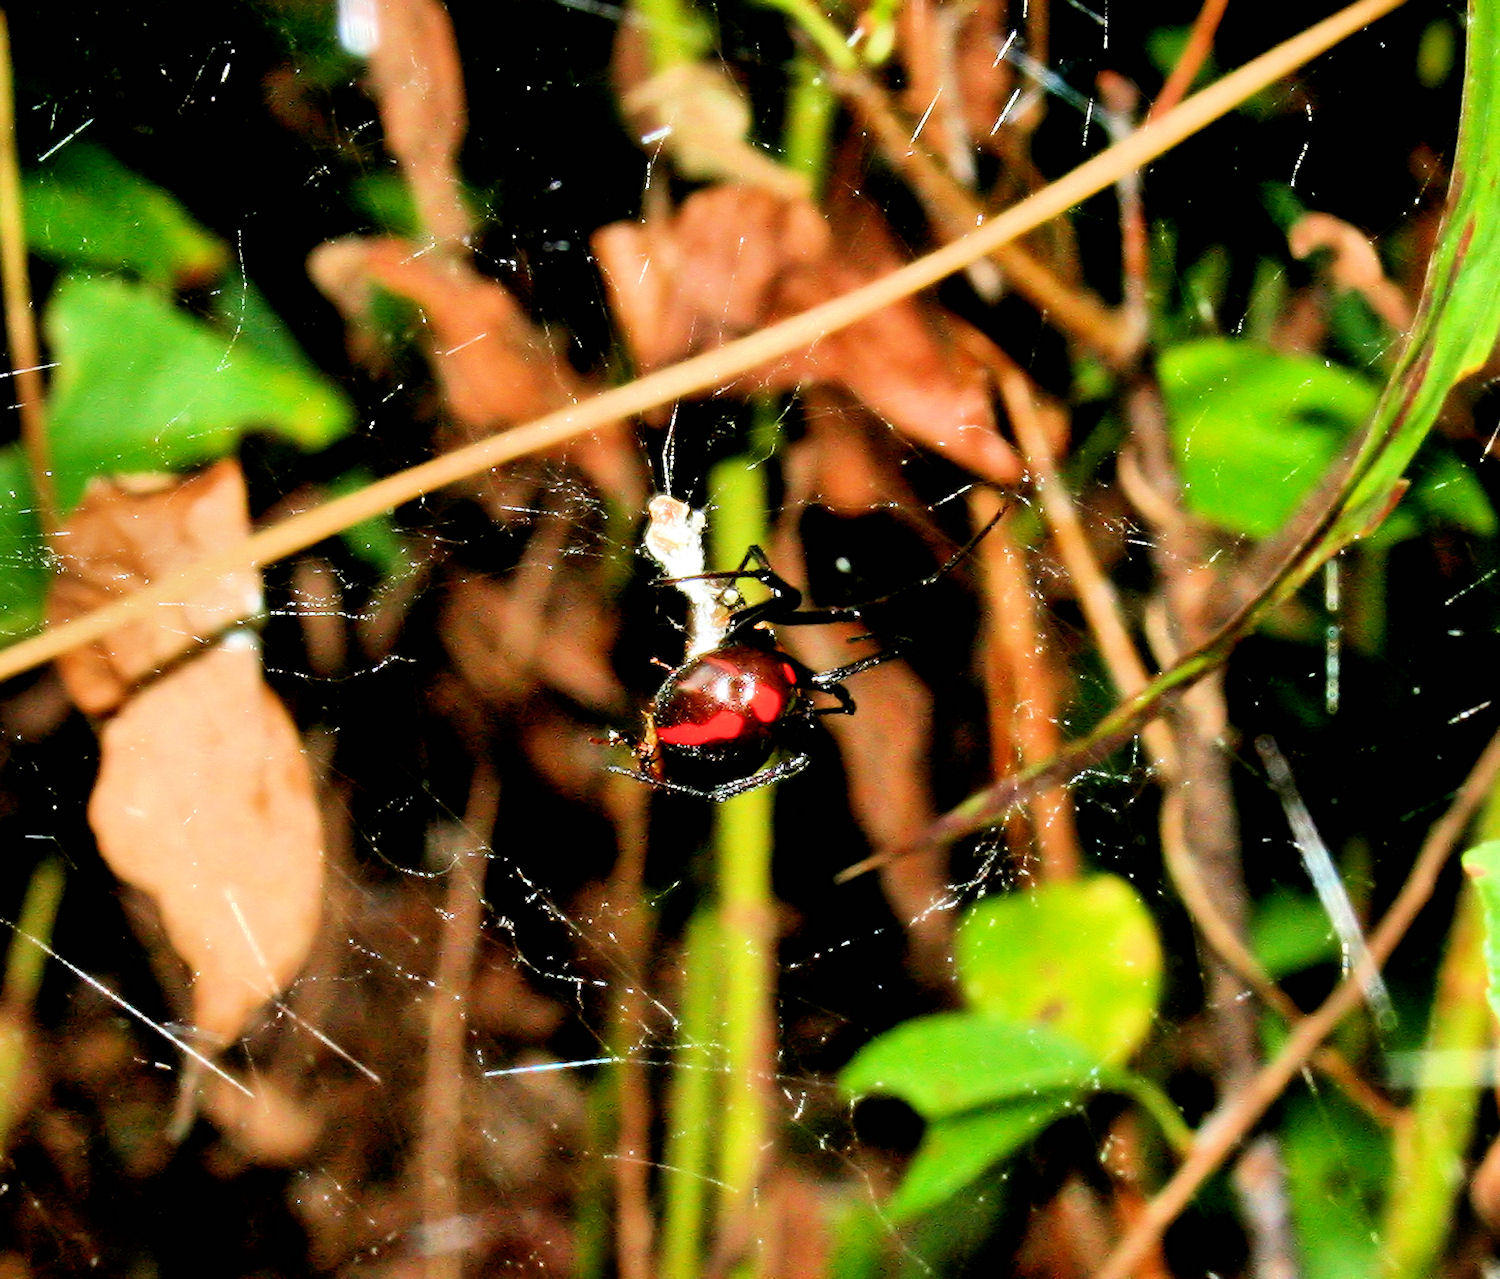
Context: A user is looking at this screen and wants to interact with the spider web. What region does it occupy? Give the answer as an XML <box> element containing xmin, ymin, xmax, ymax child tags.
<box><xmin>0</xmin><ymin>2</ymin><xmax>1489</xmax><ymax>1277</ymax></box>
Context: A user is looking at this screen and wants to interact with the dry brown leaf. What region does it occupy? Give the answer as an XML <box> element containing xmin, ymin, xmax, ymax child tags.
<box><xmin>895</xmin><ymin>0</ymin><xmax>1006</xmax><ymax>158</ymax></box>
<box><xmin>441</xmin><ymin>570</ymin><xmax>622</xmax><ymax>712</ymax></box>
<box><xmin>626</xmin><ymin>62</ymin><xmax>810</xmax><ymax>198</ymax></box>
<box><xmin>955</xmin><ymin>0</ymin><xmax>1009</xmax><ymax>146</ymax></box>
<box><xmin>608</xmin><ymin>19</ymin><xmax>808</xmax><ymax>197</ymax></box>
<box><xmin>1472</xmin><ymin>1131</ymin><xmax>1500</xmax><ymax>1232</ymax></box>
<box><xmin>766</xmin><ymin>518</ymin><xmax>952</xmax><ymax>983</ymax></box>
<box><xmin>53</xmin><ymin>462</ymin><xmax>326</xmax><ymax>1046</ymax></box>
<box><xmin>46</xmin><ymin>461</ymin><xmax>263</xmax><ymax>716</ymax></box>
<box><xmin>1287</xmin><ymin>211</ymin><xmax>1414</xmax><ymax>331</ymax></box>
<box><xmin>309</xmin><ymin>236</ymin><xmax>646</xmax><ymax>511</ymax></box>
<box><xmin>200</xmin><ymin>1073</ymin><xmax>323</xmax><ymax>1164</ymax></box>
<box><xmin>366</xmin><ymin>0</ymin><xmax>469</xmax><ymax>245</ymax></box>
<box><xmin>897</xmin><ymin>0</ymin><xmax>1010</xmax><ymax>160</ymax></box>
<box><xmin>311</xmin><ymin>237</ymin><xmax>581</xmax><ymax>425</ymax></box>
<box><xmin>593</xmin><ymin>184</ymin><xmax>1019</xmax><ymax>484</ymax></box>
<box><xmin>90</xmin><ymin>640</ymin><xmax>326</xmax><ymax>1045</ymax></box>
<box><xmin>793</xmin><ymin>390</ymin><xmax>919</xmax><ymax>517</ymax></box>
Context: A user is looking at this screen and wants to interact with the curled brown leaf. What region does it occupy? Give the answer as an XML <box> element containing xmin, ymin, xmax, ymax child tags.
<box><xmin>46</xmin><ymin>461</ymin><xmax>263</xmax><ymax>716</ymax></box>
<box><xmin>1288</xmin><ymin>211</ymin><xmax>1414</xmax><ymax>331</ymax></box>
<box><xmin>309</xmin><ymin>236</ymin><xmax>646</xmax><ymax>512</ymax></box>
<box><xmin>90</xmin><ymin>639</ymin><xmax>325</xmax><ymax>1047</ymax></box>
<box><xmin>310</xmin><ymin>237</ymin><xmax>581</xmax><ymax>425</ymax></box>
<box><xmin>52</xmin><ymin>463</ymin><xmax>326</xmax><ymax>1047</ymax></box>
<box><xmin>366</xmin><ymin>0</ymin><xmax>470</xmax><ymax>245</ymax></box>
<box><xmin>594</xmin><ymin>184</ymin><xmax>1020</xmax><ymax>484</ymax></box>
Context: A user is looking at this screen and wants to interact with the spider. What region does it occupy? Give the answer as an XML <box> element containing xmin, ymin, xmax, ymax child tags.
<box><xmin>606</xmin><ymin>510</ymin><xmax>1002</xmax><ymax>802</ymax></box>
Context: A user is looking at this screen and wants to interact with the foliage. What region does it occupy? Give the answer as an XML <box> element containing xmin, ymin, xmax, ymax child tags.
<box><xmin>841</xmin><ymin>876</ymin><xmax>1168</xmax><ymax>1219</ymax></box>
<box><xmin>1</xmin><ymin>0</ymin><xmax>1499</xmax><ymax>1277</ymax></box>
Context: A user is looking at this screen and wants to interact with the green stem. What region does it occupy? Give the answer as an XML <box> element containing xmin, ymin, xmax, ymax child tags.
<box><xmin>633</xmin><ymin>0</ymin><xmax>713</xmax><ymax>70</ymax></box>
<box><xmin>1378</xmin><ymin>775</ymin><xmax>1500</xmax><ymax>1276</ymax></box>
<box><xmin>713</xmin><ymin>783</ymin><xmax>775</xmax><ymax>1204</ymax></box>
<box><xmin>1378</xmin><ymin>884</ymin><xmax>1489</xmax><ymax>1278</ymax></box>
<box><xmin>0</xmin><ymin>858</ymin><xmax>64</xmax><ymax>1151</ymax></box>
<box><xmin>755</xmin><ymin>0</ymin><xmax>857</xmax><ymax>72</ymax></box>
<box><xmin>1114</xmin><ymin>1071</ymin><xmax>1194</xmax><ymax>1159</ymax></box>
<box><xmin>575</xmin><ymin>1075</ymin><xmax>615</xmax><ymax>1279</ymax></box>
<box><xmin>782</xmin><ymin>51</ymin><xmax>838</xmax><ymax>192</ymax></box>
<box><xmin>704</xmin><ymin>422</ymin><xmax>780</xmax><ymax>1267</ymax></box>
<box><xmin>659</xmin><ymin>909</ymin><xmax>726</xmax><ymax>1279</ymax></box>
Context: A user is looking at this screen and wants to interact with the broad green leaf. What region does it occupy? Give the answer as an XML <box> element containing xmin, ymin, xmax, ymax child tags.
<box><xmin>0</xmin><ymin>449</ymin><xmax>50</xmax><ymax>640</ymax></box>
<box><xmin>1161</xmin><ymin>338</ymin><xmax>1493</xmax><ymax>541</ymax></box>
<box><xmin>46</xmin><ymin>274</ymin><xmax>353</xmax><ymax>512</ymax></box>
<box><xmin>24</xmin><ymin>143</ymin><xmax>225</xmax><ymax>286</ymax></box>
<box><xmin>322</xmin><ymin>471</ymin><xmax>410</xmax><ymax>575</ymax></box>
<box><xmin>1417</xmin><ymin>18</ymin><xmax>1458</xmax><ymax>89</ymax></box>
<box><xmin>1282</xmin><ymin>1091</ymin><xmax>1387</xmax><ymax>1279</ymax></box>
<box><xmin>1160</xmin><ymin>339</ymin><xmax>1379</xmax><ymax>539</ymax></box>
<box><xmin>885</xmin><ymin>1095</ymin><xmax>1076</xmax><ymax>1221</ymax></box>
<box><xmin>1251</xmin><ymin>890</ymin><xmax>1339</xmax><ymax>980</ymax></box>
<box><xmin>829</xmin><ymin>1180</ymin><xmax>1007</xmax><ymax>1279</ymax></box>
<box><xmin>206</xmin><ymin>277</ymin><xmax>322</xmax><ymax>371</ymax></box>
<box><xmin>839</xmin><ymin>1012</ymin><xmax>1103</xmax><ymax>1119</ymax></box>
<box><xmin>1404</xmin><ymin>449</ymin><xmax>1496</xmax><ymax>537</ymax></box>
<box><xmin>955</xmin><ymin>875</ymin><xmax>1162</xmax><ymax>1065</ymax></box>
<box><xmin>350</xmin><ymin>172</ymin><xmax>422</xmax><ymax>240</ymax></box>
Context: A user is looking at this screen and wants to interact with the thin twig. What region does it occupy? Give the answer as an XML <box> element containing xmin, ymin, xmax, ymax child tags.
<box><xmin>604</xmin><ymin>775</ymin><xmax>655</xmax><ymax>1279</ymax></box>
<box><xmin>1150</xmin><ymin>0</ymin><xmax>1232</xmax><ymax>118</ymax></box>
<box><xmin>417</xmin><ymin>766</ymin><xmax>496</xmax><ymax>1279</ymax></box>
<box><xmin>1098</xmin><ymin>73</ymin><xmax>1151</xmax><ymax>352</ymax></box>
<box><xmin>840</xmin><ymin>70</ymin><xmax>1136</xmax><ymax>361</ymax></box>
<box><xmin>1091</xmin><ymin>722</ymin><xmax>1500</xmax><ymax>1279</ymax></box>
<box><xmin>0</xmin><ymin>12</ymin><xmax>54</xmax><ymax>530</ymax></box>
<box><xmin>0</xmin><ymin>0</ymin><xmax>1407</xmax><ymax>689</ymax></box>
<box><xmin>991</xmin><ymin>354</ymin><xmax>1176</xmax><ymax>774</ymax></box>
<box><xmin>969</xmin><ymin>487</ymin><xmax>1080</xmax><ymax>878</ymax></box>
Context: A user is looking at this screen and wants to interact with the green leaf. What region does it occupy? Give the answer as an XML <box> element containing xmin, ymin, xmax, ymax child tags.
<box><xmin>885</xmin><ymin>1095</ymin><xmax>1077</xmax><ymax>1221</ymax></box>
<box><xmin>206</xmin><ymin>276</ymin><xmax>322</xmax><ymax>370</ymax></box>
<box><xmin>1282</xmin><ymin>1090</ymin><xmax>1387</xmax><ymax>1279</ymax></box>
<box><xmin>1326</xmin><ymin>0</ymin><xmax>1500</xmax><ymax>547</ymax></box>
<box><xmin>1251</xmin><ymin>890</ymin><xmax>1339</xmax><ymax>980</ymax></box>
<box><xmin>24</xmin><ymin>143</ymin><xmax>226</xmax><ymax>287</ymax></box>
<box><xmin>0</xmin><ymin>449</ymin><xmax>51</xmax><ymax>640</ymax></box>
<box><xmin>1461</xmin><ymin>840</ymin><xmax>1500</xmax><ymax>1023</ymax></box>
<box><xmin>1405</xmin><ymin>449</ymin><xmax>1496</xmax><ymax>537</ymax></box>
<box><xmin>1160</xmin><ymin>339</ymin><xmax>1380</xmax><ymax>539</ymax></box>
<box><xmin>322</xmin><ymin>471</ymin><xmax>410</xmax><ymax>575</ymax></box>
<box><xmin>350</xmin><ymin>172</ymin><xmax>421</xmax><ymax>240</ymax></box>
<box><xmin>839</xmin><ymin>1012</ymin><xmax>1103</xmax><ymax>1119</ymax></box>
<box><xmin>45</xmin><ymin>274</ymin><xmax>353</xmax><ymax>512</ymax></box>
<box><xmin>955</xmin><ymin>874</ymin><xmax>1162</xmax><ymax>1065</ymax></box>
<box><xmin>828</xmin><ymin>1182</ymin><xmax>1007</xmax><ymax>1279</ymax></box>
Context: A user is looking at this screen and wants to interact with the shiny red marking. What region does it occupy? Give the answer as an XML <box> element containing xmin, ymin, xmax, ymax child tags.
<box><xmin>780</xmin><ymin>662</ymin><xmax>797</xmax><ymax>684</ymax></box>
<box><xmin>657</xmin><ymin>709</ymin><xmax>747</xmax><ymax>747</ymax></box>
<box><xmin>749</xmin><ymin>682</ymin><xmax>784</xmax><ymax>723</ymax></box>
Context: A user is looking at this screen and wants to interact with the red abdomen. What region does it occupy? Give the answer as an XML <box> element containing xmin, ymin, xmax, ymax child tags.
<box><xmin>651</xmin><ymin>645</ymin><xmax>800</xmax><ymax>774</ymax></box>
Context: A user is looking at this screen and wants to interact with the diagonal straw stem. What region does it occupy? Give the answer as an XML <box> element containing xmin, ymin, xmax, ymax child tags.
<box><xmin>0</xmin><ymin>0</ymin><xmax>1404</xmax><ymax>687</ymax></box>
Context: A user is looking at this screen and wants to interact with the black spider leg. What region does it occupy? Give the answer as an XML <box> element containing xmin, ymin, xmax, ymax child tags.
<box><xmin>667</xmin><ymin>500</ymin><xmax>1010</xmax><ymax>640</ymax></box>
<box><xmin>605</xmin><ymin>752</ymin><xmax>813</xmax><ymax>802</ymax></box>
<box><xmin>665</xmin><ymin>549</ymin><xmax>882</xmax><ymax>642</ymax></box>
<box><xmin>811</xmin><ymin>498</ymin><xmax>1012</xmax><ymax>614</ymax></box>
<box><xmin>774</xmin><ymin>646</ymin><xmax>900</xmax><ymax>717</ymax></box>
